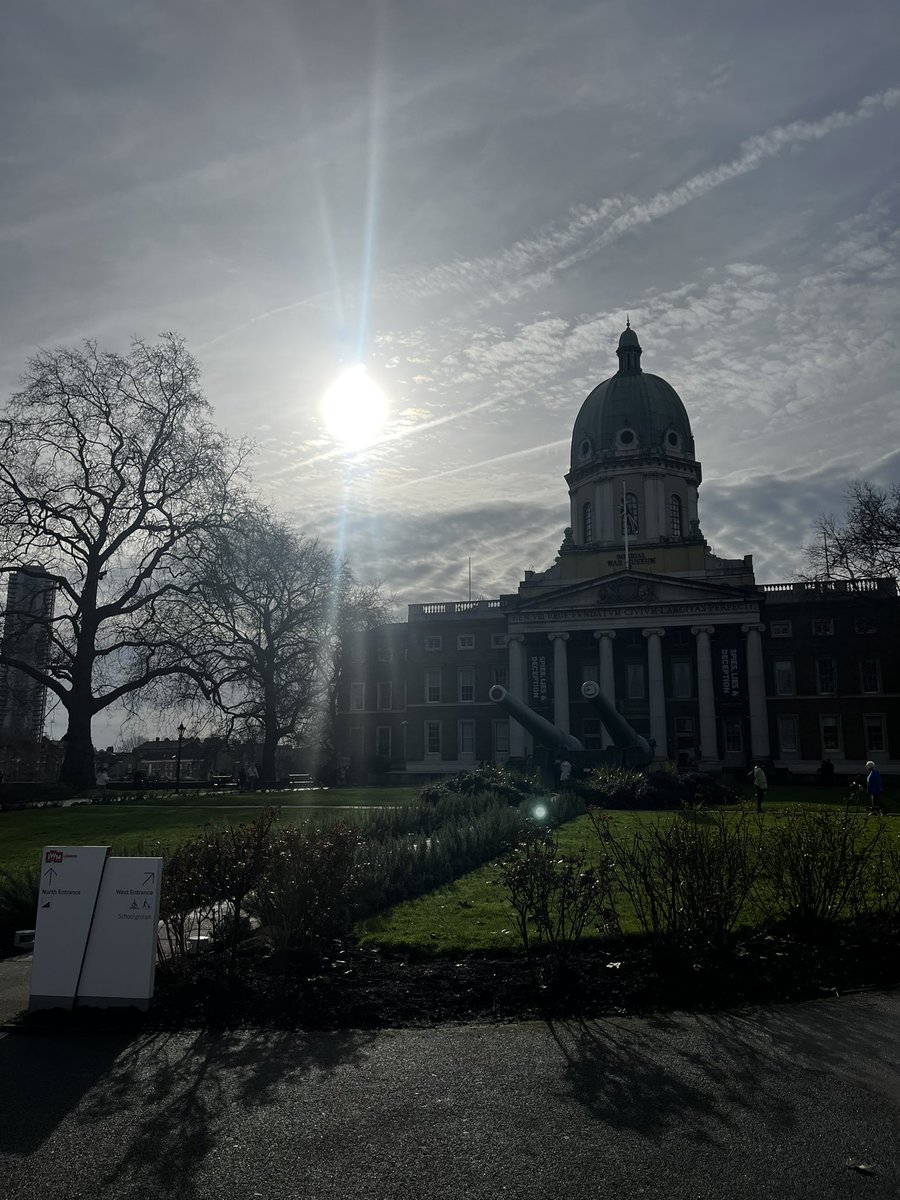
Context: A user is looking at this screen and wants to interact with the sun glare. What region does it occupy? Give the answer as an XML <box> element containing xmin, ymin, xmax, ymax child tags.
<box><xmin>321</xmin><ymin>365</ymin><xmax>388</xmax><ymax>449</ymax></box>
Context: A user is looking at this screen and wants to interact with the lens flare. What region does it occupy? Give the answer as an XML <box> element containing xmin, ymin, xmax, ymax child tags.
<box><xmin>321</xmin><ymin>365</ymin><xmax>388</xmax><ymax>449</ymax></box>
<box><xmin>532</xmin><ymin>804</ymin><xmax>548</xmax><ymax>821</ymax></box>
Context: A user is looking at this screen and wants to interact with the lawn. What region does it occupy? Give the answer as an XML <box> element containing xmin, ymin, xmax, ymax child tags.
<box><xmin>0</xmin><ymin>786</ymin><xmax>421</xmax><ymax>874</ymax></box>
<box><xmin>356</xmin><ymin>797</ymin><xmax>891</xmax><ymax>955</ymax></box>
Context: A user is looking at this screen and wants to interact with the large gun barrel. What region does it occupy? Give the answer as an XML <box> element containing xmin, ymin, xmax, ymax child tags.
<box><xmin>581</xmin><ymin>681</ymin><xmax>653</xmax><ymax>762</ymax></box>
<box><xmin>489</xmin><ymin>685</ymin><xmax>583</xmax><ymax>753</ymax></box>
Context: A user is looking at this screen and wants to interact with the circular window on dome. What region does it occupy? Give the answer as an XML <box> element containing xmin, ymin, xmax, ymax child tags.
<box><xmin>618</xmin><ymin>428</ymin><xmax>636</xmax><ymax>447</ymax></box>
<box><xmin>579</xmin><ymin>438</ymin><xmax>592</xmax><ymax>460</ymax></box>
<box><xmin>666</xmin><ymin>430</ymin><xmax>680</xmax><ymax>449</ymax></box>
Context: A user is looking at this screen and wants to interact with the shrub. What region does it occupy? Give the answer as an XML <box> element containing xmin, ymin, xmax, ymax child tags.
<box><xmin>250</xmin><ymin>822</ymin><xmax>362</xmax><ymax>953</ymax></box>
<box><xmin>760</xmin><ymin>808</ymin><xmax>883</xmax><ymax>929</ymax></box>
<box><xmin>590</xmin><ymin>808</ymin><xmax>763</xmax><ymax>943</ymax></box>
<box><xmin>0</xmin><ymin>865</ymin><xmax>40</xmax><ymax>952</ymax></box>
<box><xmin>499</xmin><ymin>826</ymin><xmax>619</xmax><ymax>968</ymax></box>
<box><xmin>421</xmin><ymin>765</ymin><xmax>542</xmax><ymax>807</ymax></box>
<box><xmin>578</xmin><ymin>767</ymin><xmax>644</xmax><ymax>808</ymax></box>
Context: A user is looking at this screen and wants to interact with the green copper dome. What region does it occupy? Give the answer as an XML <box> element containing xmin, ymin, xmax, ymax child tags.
<box><xmin>570</xmin><ymin>323</ymin><xmax>695</xmax><ymax>467</ymax></box>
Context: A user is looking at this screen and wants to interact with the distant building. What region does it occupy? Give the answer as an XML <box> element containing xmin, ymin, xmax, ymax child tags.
<box><xmin>0</xmin><ymin>565</ymin><xmax>56</xmax><ymax>742</ymax></box>
<box><xmin>336</xmin><ymin>323</ymin><xmax>899</xmax><ymax>782</ymax></box>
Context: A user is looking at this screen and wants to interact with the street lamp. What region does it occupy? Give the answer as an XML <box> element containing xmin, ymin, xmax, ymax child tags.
<box><xmin>175</xmin><ymin>722</ymin><xmax>186</xmax><ymax>792</ymax></box>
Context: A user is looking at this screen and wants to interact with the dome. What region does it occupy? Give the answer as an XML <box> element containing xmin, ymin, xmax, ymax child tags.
<box><xmin>570</xmin><ymin>324</ymin><xmax>695</xmax><ymax>468</ymax></box>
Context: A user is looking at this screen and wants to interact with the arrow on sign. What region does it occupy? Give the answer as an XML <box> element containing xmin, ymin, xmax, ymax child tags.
<box><xmin>43</xmin><ymin>867</ymin><xmax>57</xmax><ymax>884</ymax></box>
<box><xmin>41</xmin><ymin>901</ymin><xmax>50</xmax><ymax>909</ymax></box>
<box><xmin>142</xmin><ymin>871</ymin><xmax>156</xmax><ymax>886</ymax></box>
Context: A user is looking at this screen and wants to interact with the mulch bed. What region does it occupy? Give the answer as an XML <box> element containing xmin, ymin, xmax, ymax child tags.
<box><xmin>13</xmin><ymin>917</ymin><xmax>900</xmax><ymax>1034</ymax></box>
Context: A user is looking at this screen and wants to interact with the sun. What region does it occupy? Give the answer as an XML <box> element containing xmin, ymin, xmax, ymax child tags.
<box><xmin>321</xmin><ymin>365</ymin><xmax>389</xmax><ymax>450</ymax></box>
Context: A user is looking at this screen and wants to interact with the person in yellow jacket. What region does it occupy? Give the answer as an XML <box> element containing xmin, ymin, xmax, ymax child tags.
<box><xmin>749</xmin><ymin>763</ymin><xmax>768</xmax><ymax>812</ymax></box>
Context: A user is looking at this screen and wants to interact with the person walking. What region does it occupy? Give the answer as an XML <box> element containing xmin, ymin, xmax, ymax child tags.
<box><xmin>749</xmin><ymin>762</ymin><xmax>767</xmax><ymax>813</ymax></box>
<box><xmin>559</xmin><ymin>758</ymin><xmax>572</xmax><ymax>784</ymax></box>
<box><xmin>865</xmin><ymin>760</ymin><xmax>884</xmax><ymax>815</ymax></box>
<box><xmin>246</xmin><ymin>762</ymin><xmax>259</xmax><ymax>792</ymax></box>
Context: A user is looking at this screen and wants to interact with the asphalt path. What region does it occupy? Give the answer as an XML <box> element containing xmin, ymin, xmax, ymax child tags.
<box><xmin>2</xmin><ymin>992</ymin><xmax>898</xmax><ymax>1200</ymax></box>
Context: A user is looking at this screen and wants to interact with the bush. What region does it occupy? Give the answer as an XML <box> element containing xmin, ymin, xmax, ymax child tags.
<box><xmin>760</xmin><ymin>808</ymin><xmax>882</xmax><ymax>929</ymax></box>
<box><xmin>578</xmin><ymin>766</ymin><xmax>737</xmax><ymax>810</ymax></box>
<box><xmin>0</xmin><ymin>865</ymin><xmax>39</xmax><ymax>952</ymax></box>
<box><xmin>590</xmin><ymin>808</ymin><xmax>763</xmax><ymax>944</ymax></box>
<box><xmin>424</xmin><ymin>765</ymin><xmax>542</xmax><ymax>806</ymax></box>
<box><xmin>499</xmin><ymin>826</ymin><xmax>619</xmax><ymax>968</ymax></box>
<box><xmin>250</xmin><ymin>822</ymin><xmax>362</xmax><ymax>953</ymax></box>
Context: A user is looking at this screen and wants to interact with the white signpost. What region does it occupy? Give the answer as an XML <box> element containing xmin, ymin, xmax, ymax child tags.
<box><xmin>29</xmin><ymin>846</ymin><xmax>163</xmax><ymax>1012</ymax></box>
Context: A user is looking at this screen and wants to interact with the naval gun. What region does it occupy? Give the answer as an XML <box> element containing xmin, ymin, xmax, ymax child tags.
<box><xmin>488</xmin><ymin>682</ymin><xmax>654</xmax><ymax>776</ymax></box>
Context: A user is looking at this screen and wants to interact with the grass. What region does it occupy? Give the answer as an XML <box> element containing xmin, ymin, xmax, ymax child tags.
<box><xmin>0</xmin><ymin>786</ymin><xmax>420</xmax><ymax>874</ymax></box>
<box><xmin>356</xmin><ymin>799</ymin><xmax>893</xmax><ymax>955</ymax></box>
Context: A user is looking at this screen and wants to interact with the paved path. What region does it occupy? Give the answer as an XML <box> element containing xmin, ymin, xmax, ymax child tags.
<box><xmin>2</xmin><ymin>991</ymin><xmax>899</xmax><ymax>1199</ymax></box>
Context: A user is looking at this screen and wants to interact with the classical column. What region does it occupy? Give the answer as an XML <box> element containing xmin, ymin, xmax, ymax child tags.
<box><xmin>692</xmin><ymin>625</ymin><xmax>719</xmax><ymax>768</ymax></box>
<box><xmin>548</xmin><ymin>632</ymin><xmax>570</xmax><ymax>734</ymax></box>
<box><xmin>593</xmin><ymin>630</ymin><xmax>617</xmax><ymax>748</ymax></box>
<box><xmin>642</xmin><ymin>628</ymin><xmax>667</xmax><ymax>760</ymax></box>
<box><xmin>742</xmin><ymin>622</ymin><xmax>771</xmax><ymax>759</ymax></box>
<box><xmin>507</xmin><ymin>634</ymin><xmax>526</xmax><ymax>758</ymax></box>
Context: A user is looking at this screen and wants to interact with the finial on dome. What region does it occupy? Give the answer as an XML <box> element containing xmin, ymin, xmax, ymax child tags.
<box><xmin>626</xmin><ymin>315</ymin><xmax>630</xmax><ymax>329</ymax></box>
<box><xmin>616</xmin><ymin>318</ymin><xmax>642</xmax><ymax>373</ymax></box>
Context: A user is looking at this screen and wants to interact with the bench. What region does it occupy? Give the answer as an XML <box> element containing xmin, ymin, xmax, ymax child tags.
<box><xmin>288</xmin><ymin>773</ymin><xmax>314</xmax><ymax>788</ymax></box>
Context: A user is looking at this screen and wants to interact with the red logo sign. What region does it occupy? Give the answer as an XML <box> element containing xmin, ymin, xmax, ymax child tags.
<box><xmin>45</xmin><ymin>850</ymin><xmax>64</xmax><ymax>864</ymax></box>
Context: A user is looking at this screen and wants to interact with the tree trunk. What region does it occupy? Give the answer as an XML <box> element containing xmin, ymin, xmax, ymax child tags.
<box><xmin>59</xmin><ymin>702</ymin><xmax>95</xmax><ymax>791</ymax></box>
<box><xmin>261</xmin><ymin>726</ymin><xmax>279</xmax><ymax>788</ymax></box>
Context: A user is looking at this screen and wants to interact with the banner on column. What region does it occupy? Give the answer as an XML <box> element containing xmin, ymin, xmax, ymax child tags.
<box><xmin>529</xmin><ymin>651</ymin><xmax>552</xmax><ymax>709</ymax></box>
<box><xmin>712</xmin><ymin>635</ymin><xmax>745</xmax><ymax>702</ymax></box>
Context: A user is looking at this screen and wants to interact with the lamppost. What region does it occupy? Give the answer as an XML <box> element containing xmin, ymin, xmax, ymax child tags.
<box><xmin>175</xmin><ymin>722</ymin><xmax>185</xmax><ymax>792</ymax></box>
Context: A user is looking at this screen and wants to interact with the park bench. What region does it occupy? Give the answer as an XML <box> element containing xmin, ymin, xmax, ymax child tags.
<box><xmin>288</xmin><ymin>773</ymin><xmax>314</xmax><ymax>789</ymax></box>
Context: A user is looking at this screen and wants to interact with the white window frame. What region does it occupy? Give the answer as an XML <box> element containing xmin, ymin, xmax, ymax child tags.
<box><xmin>424</xmin><ymin>635</ymin><xmax>442</xmax><ymax>651</ymax></box>
<box><xmin>425</xmin><ymin>669</ymin><xmax>441</xmax><ymax>704</ymax></box>
<box><xmin>490</xmin><ymin>633</ymin><xmax>507</xmax><ymax>649</ymax></box>
<box><xmin>582</xmin><ymin>662</ymin><xmax>599</xmax><ymax>685</ymax></box>
<box><xmin>778</xmin><ymin>715</ymin><xmax>799</xmax><ymax>754</ymax></box>
<box><xmin>582</xmin><ymin>501</ymin><xmax>594</xmax><ymax>542</ymax></box>
<box><xmin>812</xmin><ymin>617</ymin><xmax>835</xmax><ymax>637</ymax></box>
<box><xmin>724</xmin><ymin>719</ymin><xmax>743</xmax><ymax>755</ymax></box>
<box><xmin>854</xmin><ymin>616</ymin><xmax>877</xmax><ymax>635</ymax></box>
<box><xmin>458</xmin><ymin>668</ymin><xmax>475</xmax><ymax>703</ymax></box>
<box><xmin>491</xmin><ymin>665</ymin><xmax>509</xmax><ymax>689</ymax></box>
<box><xmin>864</xmin><ymin>713</ymin><xmax>887</xmax><ymax>755</ymax></box>
<box><xmin>860</xmin><ymin>659</ymin><xmax>881</xmax><ymax>694</ymax></box>
<box><xmin>774</xmin><ymin>659</ymin><xmax>795</xmax><ymax>696</ymax></box>
<box><xmin>816</xmin><ymin>658</ymin><xmax>837</xmax><ymax>696</ymax></box>
<box><xmin>457</xmin><ymin>634</ymin><xmax>475</xmax><ymax>651</ymax></box>
<box><xmin>349</xmin><ymin>682</ymin><xmax>365</xmax><ymax>712</ymax></box>
<box><xmin>819</xmin><ymin>714</ymin><xmax>843</xmax><ymax>756</ymax></box>
<box><xmin>377</xmin><ymin>681</ymin><xmax>392</xmax><ymax>711</ymax></box>
<box><xmin>458</xmin><ymin>719</ymin><xmax>475</xmax><ymax>758</ymax></box>
<box><xmin>375</xmin><ymin>726</ymin><xmax>391</xmax><ymax>760</ymax></box>
<box><xmin>492</xmin><ymin>719</ymin><xmax>509</xmax><ymax>756</ymax></box>
<box><xmin>424</xmin><ymin>720</ymin><xmax>442</xmax><ymax>759</ymax></box>
<box><xmin>670</xmin><ymin>494</ymin><xmax>682</xmax><ymax>538</ymax></box>
<box><xmin>770</xmin><ymin>620</ymin><xmax>792</xmax><ymax>638</ymax></box>
<box><xmin>377</xmin><ymin>645</ymin><xmax>393</xmax><ymax>662</ymax></box>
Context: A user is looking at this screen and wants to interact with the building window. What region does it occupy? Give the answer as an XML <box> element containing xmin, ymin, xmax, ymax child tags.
<box><xmin>457</xmin><ymin>634</ymin><xmax>475</xmax><ymax>650</ymax></box>
<box><xmin>490</xmin><ymin>633</ymin><xmax>507</xmax><ymax>649</ymax></box>
<box><xmin>670</xmin><ymin>495</ymin><xmax>682</xmax><ymax>538</ymax></box>
<box><xmin>458</xmin><ymin>720</ymin><xmax>475</xmax><ymax>756</ymax></box>
<box><xmin>492</xmin><ymin>720</ymin><xmax>509</xmax><ymax>755</ymax></box>
<box><xmin>582</xmin><ymin>662</ymin><xmax>599</xmax><ymax>685</ymax></box>
<box><xmin>816</xmin><ymin>658</ymin><xmax>836</xmax><ymax>695</ymax></box>
<box><xmin>861</xmin><ymin>659</ymin><xmax>881</xmax><ymax>694</ymax></box>
<box><xmin>626</xmin><ymin>662</ymin><xmax>645</xmax><ymax>699</ymax></box>
<box><xmin>812</xmin><ymin>617</ymin><xmax>834</xmax><ymax>636</ymax></box>
<box><xmin>770</xmin><ymin>620</ymin><xmax>792</xmax><ymax>638</ymax></box>
<box><xmin>864</xmin><ymin>714</ymin><xmax>887</xmax><ymax>755</ymax></box>
<box><xmin>774</xmin><ymin>659</ymin><xmax>794</xmax><ymax>696</ymax></box>
<box><xmin>724</xmin><ymin>720</ymin><xmax>743</xmax><ymax>754</ymax></box>
<box><xmin>425</xmin><ymin>670</ymin><xmax>441</xmax><ymax>703</ymax></box>
<box><xmin>491</xmin><ymin>665</ymin><xmax>508</xmax><ymax>689</ymax></box>
<box><xmin>854</xmin><ymin>616</ymin><xmax>877</xmax><ymax>634</ymax></box>
<box><xmin>458</xmin><ymin>669</ymin><xmax>475</xmax><ymax>703</ymax></box>
<box><xmin>349</xmin><ymin>682</ymin><xmax>365</xmax><ymax>712</ymax></box>
<box><xmin>582</xmin><ymin>718</ymin><xmax>603</xmax><ymax>750</ymax></box>
<box><xmin>377</xmin><ymin>681</ymin><xmax>392</xmax><ymax>711</ymax></box>
<box><xmin>425</xmin><ymin>720</ymin><xmax>442</xmax><ymax>757</ymax></box>
<box><xmin>375</xmin><ymin>726</ymin><xmax>391</xmax><ymax>760</ymax></box>
<box><xmin>582</xmin><ymin>501</ymin><xmax>594</xmax><ymax>543</ymax></box>
<box><xmin>819</xmin><ymin>715</ymin><xmax>842</xmax><ymax>755</ymax></box>
<box><xmin>672</xmin><ymin>660</ymin><xmax>692</xmax><ymax>698</ymax></box>
<box><xmin>622</xmin><ymin>492</ymin><xmax>639</xmax><ymax>535</ymax></box>
<box><xmin>424</xmin><ymin>635</ymin><xmax>442</xmax><ymax>651</ymax></box>
<box><xmin>778</xmin><ymin>716</ymin><xmax>799</xmax><ymax>754</ymax></box>
<box><xmin>377</xmin><ymin>645</ymin><xmax>393</xmax><ymax>662</ymax></box>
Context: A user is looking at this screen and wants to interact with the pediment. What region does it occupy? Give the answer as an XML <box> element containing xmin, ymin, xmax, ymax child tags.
<box><xmin>515</xmin><ymin>569</ymin><xmax>751</xmax><ymax>614</ymax></box>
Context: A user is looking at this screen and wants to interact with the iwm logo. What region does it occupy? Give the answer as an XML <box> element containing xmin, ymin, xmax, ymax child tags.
<box><xmin>45</xmin><ymin>850</ymin><xmax>64</xmax><ymax>864</ymax></box>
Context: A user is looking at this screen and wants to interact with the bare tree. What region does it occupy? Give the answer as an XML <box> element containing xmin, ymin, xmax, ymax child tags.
<box><xmin>803</xmin><ymin>480</ymin><xmax>900</xmax><ymax>582</ymax></box>
<box><xmin>0</xmin><ymin>335</ymin><xmax>247</xmax><ymax>789</ymax></box>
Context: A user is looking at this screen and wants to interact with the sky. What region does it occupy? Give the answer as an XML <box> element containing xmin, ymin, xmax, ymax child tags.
<box><xmin>2</xmin><ymin>0</ymin><xmax>899</xmax><ymax>640</ymax></box>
